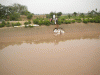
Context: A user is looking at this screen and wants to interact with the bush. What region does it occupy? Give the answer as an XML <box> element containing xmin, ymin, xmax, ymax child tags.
<box><xmin>51</xmin><ymin>20</ymin><xmax>55</xmax><ymax>25</ymax></box>
<box><xmin>94</xmin><ymin>19</ymin><xmax>100</xmax><ymax>23</ymax></box>
<box><xmin>65</xmin><ymin>20</ymin><xmax>71</xmax><ymax>24</ymax></box>
<box><xmin>33</xmin><ymin>19</ymin><xmax>39</xmax><ymax>24</ymax></box>
<box><xmin>10</xmin><ymin>12</ymin><xmax>20</xmax><ymax>21</ymax></box>
<box><xmin>77</xmin><ymin>20</ymin><xmax>82</xmax><ymax>23</ymax></box>
<box><xmin>38</xmin><ymin>20</ymin><xmax>43</xmax><ymax>25</ymax></box>
<box><xmin>44</xmin><ymin>20</ymin><xmax>50</xmax><ymax>26</ymax></box>
<box><xmin>89</xmin><ymin>19</ymin><xmax>94</xmax><ymax>23</ymax></box>
<box><xmin>61</xmin><ymin>20</ymin><xmax>64</xmax><ymax>23</ymax></box>
<box><xmin>61</xmin><ymin>17</ymin><xmax>66</xmax><ymax>20</ymax></box>
<box><xmin>0</xmin><ymin>24</ymin><xmax>4</xmax><ymax>27</ymax></box>
<box><xmin>24</xmin><ymin>22</ymin><xmax>29</xmax><ymax>25</ymax></box>
<box><xmin>57</xmin><ymin>20</ymin><xmax>61</xmax><ymax>25</ymax></box>
<box><xmin>16</xmin><ymin>22</ymin><xmax>21</xmax><ymax>26</ymax></box>
<box><xmin>12</xmin><ymin>22</ymin><xmax>21</xmax><ymax>26</ymax></box>
<box><xmin>75</xmin><ymin>18</ymin><xmax>82</xmax><ymax>23</ymax></box>
<box><xmin>75</xmin><ymin>18</ymin><xmax>81</xmax><ymax>20</ymax></box>
<box><xmin>71</xmin><ymin>20</ymin><xmax>75</xmax><ymax>23</ymax></box>
<box><xmin>6</xmin><ymin>22</ymin><xmax>11</xmax><ymax>27</ymax></box>
<box><xmin>2</xmin><ymin>20</ymin><xmax>6</xmax><ymax>25</ymax></box>
<box><xmin>83</xmin><ymin>19</ymin><xmax>88</xmax><ymax>23</ymax></box>
<box><xmin>28</xmin><ymin>20</ymin><xmax>31</xmax><ymax>24</ymax></box>
<box><xmin>29</xmin><ymin>25</ymin><xmax>34</xmax><ymax>28</ymax></box>
<box><xmin>27</xmin><ymin>14</ymin><xmax>33</xmax><ymax>19</ymax></box>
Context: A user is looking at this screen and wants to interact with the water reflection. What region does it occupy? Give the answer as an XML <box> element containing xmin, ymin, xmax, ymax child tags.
<box><xmin>0</xmin><ymin>32</ymin><xmax>100</xmax><ymax>50</ymax></box>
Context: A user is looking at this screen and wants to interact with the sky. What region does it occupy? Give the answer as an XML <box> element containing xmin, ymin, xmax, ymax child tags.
<box><xmin>0</xmin><ymin>0</ymin><xmax>100</xmax><ymax>14</ymax></box>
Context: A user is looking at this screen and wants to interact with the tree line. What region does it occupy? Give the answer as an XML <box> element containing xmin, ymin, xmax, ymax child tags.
<box><xmin>0</xmin><ymin>3</ymin><xmax>33</xmax><ymax>21</ymax></box>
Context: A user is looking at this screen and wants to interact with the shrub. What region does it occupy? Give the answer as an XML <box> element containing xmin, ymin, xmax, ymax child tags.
<box><xmin>29</xmin><ymin>25</ymin><xmax>34</xmax><ymax>28</ymax></box>
<box><xmin>27</xmin><ymin>14</ymin><xmax>33</xmax><ymax>19</ymax></box>
<box><xmin>51</xmin><ymin>20</ymin><xmax>55</xmax><ymax>25</ymax></box>
<box><xmin>0</xmin><ymin>24</ymin><xmax>3</xmax><ymax>28</ymax></box>
<box><xmin>57</xmin><ymin>20</ymin><xmax>61</xmax><ymax>25</ymax></box>
<box><xmin>0</xmin><ymin>21</ymin><xmax>6</xmax><ymax>27</ymax></box>
<box><xmin>16</xmin><ymin>22</ymin><xmax>21</xmax><ymax>26</ymax></box>
<box><xmin>75</xmin><ymin>18</ymin><xmax>82</xmax><ymax>23</ymax></box>
<box><xmin>2</xmin><ymin>20</ymin><xmax>6</xmax><ymax>25</ymax></box>
<box><xmin>33</xmin><ymin>19</ymin><xmax>39</xmax><ymax>24</ymax></box>
<box><xmin>61</xmin><ymin>17</ymin><xmax>66</xmax><ymax>20</ymax></box>
<box><xmin>77</xmin><ymin>20</ymin><xmax>82</xmax><ymax>23</ymax></box>
<box><xmin>89</xmin><ymin>19</ymin><xmax>94</xmax><ymax>23</ymax></box>
<box><xmin>61</xmin><ymin>20</ymin><xmax>64</xmax><ymax>23</ymax></box>
<box><xmin>75</xmin><ymin>18</ymin><xmax>81</xmax><ymax>21</ymax></box>
<box><xmin>28</xmin><ymin>20</ymin><xmax>31</xmax><ymax>24</ymax></box>
<box><xmin>38</xmin><ymin>21</ymin><xmax>43</xmax><ymax>25</ymax></box>
<box><xmin>83</xmin><ymin>19</ymin><xmax>88</xmax><ymax>23</ymax></box>
<box><xmin>94</xmin><ymin>19</ymin><xmax>100</xmax><ymax>23</ymax></box>
<box><xmin>6</xmin><ymin>22</ymin><xmax>11</xmax><ymax>27</ymax></box>
<box><xmin>71</xmin><ymin>20</ymin><xmax>75</xmax><ymax>23</ymax></box>
<box><xmin>65</xmin><ymin>20</ymin><xmax>71</xmax><ymax>24</ymax></box>
<box><xmin>44</xmin><ymin>20</ymin><xmax>50</xmax><ymax>26</ymax></box>
<box><xmin>12</xmin><ymin>22</ymin><xmax>21</xmax><ymax>26</ymax></box>
<box><xmin>10</xmin><ymin>12</ymin><xmax>20</xmax><ymax>21</ymax></box>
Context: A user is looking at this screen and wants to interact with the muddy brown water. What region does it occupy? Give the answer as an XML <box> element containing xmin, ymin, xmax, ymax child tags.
<box><xmin>0</xmin><ymin>23</ymin><xmax>100</xmax><ymax>75</ymax></box>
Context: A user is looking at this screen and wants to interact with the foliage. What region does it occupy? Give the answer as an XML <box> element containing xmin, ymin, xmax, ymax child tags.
<box><xmin>28</xmin><ymin>20</ymin><xmax>31</xmax><ymax>24</ymax></box>
<box><xmin>27</xmin><ymin>14</ymin><xmax>33</xmax><ymax>19</ymax></box>
<box><xmin>89</xmin><ymin>19</ymin><xmax>94</xmax><ymax>23</ymax></box>
<box><xmin>65</xmin><ymin>20</ymin><xmax>71</xmax><ymax>24</ymax></box>
<box><xmin>68</xmin><ymin>14</ymin><xmax>71</xmax><ymax>19</ymax></box>
<box><xmin>61</xmin><ymin>17</ymin><xmax>66</xmax><ymax>20</ymax></box>
<box><xmin>57</xmin><ymin>20</ymin><xmax>61</xmax><ymax>25</ymax></box>
<box><xmin>12</xmin><ymin>22</ymin><xmax>21</xmax><ymax>26</ymax></box>
<box><xmin>83</xmin><ymin>19</ymin><xmax>89</xmax><ymax>23</ymax></box>
<box><xmin>46</xmin><ymin>14</ymin><xmax>50</xmax><ymax>18</ymax></box>
<box><xmin>71</xmin><ymin>20</ymin><xmax>75</xmax><ymax>23</ymax></box>
<box><xmin>9</xmin><ymin>12</ymin><xmax>20</xmax><ymax>21</ymax></box>
<box><xmin>38</xmin><ymin>20</ymin><xmax>43</xmax><ymax>25</ymax></box>
<box><xmin>43</xmin><ymin>20</ymin><xmax>50</xmax><ymax>26</ymax></box>
<box><xmin>94</xmin><ymin>19</ymin><xmax>100</xmax><ymax>23</ymax></box>
<box><xmin>57</xmin><ymin>12</ymin><xmax>62</xmax><ymax>17</ymax></box>
<box><xmin>80</xmin><ymin>13</ymin><xmax>85</xmax><ymax>19</ymax></box>
<box><xmin>0</xmin><ymin>23</ymin><xmax>4</xmax><ymax>27</ymax></box>
<box><xmin>75</xmin><ymin>18</ymin><xmax>82</xmax><ymax>23</ymax></box>
<box><xmin>29</xmin><ymin>25</ymin><xmax>34</xmax><ymax>28</ymax></box>
<box><xmin>73</xmin><ymin>12</ymin><xmax>77</xmax><ymax>17</ymax></box>
<box><xmin>2</xmin><ymin>20</ymin><xmax>6</xmax><ymax>25</ymax></box>
<box><xmin>33</xmin><ymin>19</ymin><xmax>39</xmax><ymax>24</ymax></box>
<box><xmin>6</xmin><ymin>22</ymin><xmax>11</xmax><ymax>27</ymax></box>
<box><xmin>0</xmin><ymin>20</ymin><xmax>6</xmax><ymax>27</ymax></box>
<box><xmin>24</xmin><ymin>22</ymin><xmax>29</xmax><ymax>25</ymax></box>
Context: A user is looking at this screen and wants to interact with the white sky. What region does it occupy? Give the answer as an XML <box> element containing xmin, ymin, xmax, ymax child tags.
<box><xmin>0</xmin><ymin>0</ymin><xmax>100</xmax><ymax>14</ymax></box>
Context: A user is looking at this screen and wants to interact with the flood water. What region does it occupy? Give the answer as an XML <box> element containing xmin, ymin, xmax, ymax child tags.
<box><xmin>0</xmin><ymin>23</ymin><xmax>100</xmax><ymax>75</ymax></box>
<box><xmin>0</xmin><ymin>37</ymin><xmax>100</xmax><ymax>75</ymax></box>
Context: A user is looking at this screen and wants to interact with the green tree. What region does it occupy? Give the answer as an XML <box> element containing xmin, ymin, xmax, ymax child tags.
<box><xmin>80</xmin><ymin>13</ymin><xmax>85</xmax><ymax>19</ymax></box>
<box><xmin>9</xmin><ymin>12</ymin><xmax>20</xmax><ymax>21</ymax></box>
<box><xmin>68</xmin><ymin>14</ymin><xmax>71</xmax><ymax>19</ymax></box>
<box><xmin>57</xmin><ymin>12</ymin><xmax>62</xmax><ymax>17</ymax></box>
<box><xmin>27</xmin><ymin>14</ymin><xmax>33</xmax><ymax>19</ymax></box>
<box><xmin>73</xmin><ymin>12</ymin><xmax>77</xmax><ymax>17</ymax></box>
